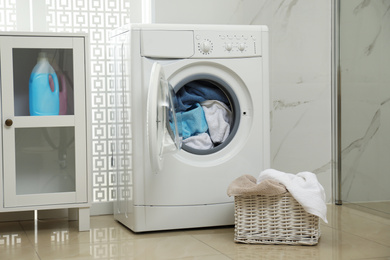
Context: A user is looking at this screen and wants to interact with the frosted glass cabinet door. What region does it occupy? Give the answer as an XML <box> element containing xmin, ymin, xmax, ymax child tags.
<box><xmin>0</xmin><ymin>36</ymin><xmax>87</xmax><ymax>207</ymax></box>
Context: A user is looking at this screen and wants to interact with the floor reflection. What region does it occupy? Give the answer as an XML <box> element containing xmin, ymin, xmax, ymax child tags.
<box><xmin>0</xmin><ymin>234</ymin><xmax>22</xmax><ymax>246</ymax></box>
<box><xmin>0</xmin><ymin>205</ymin><xmax>389</xmax><ymax>259</ymax></box>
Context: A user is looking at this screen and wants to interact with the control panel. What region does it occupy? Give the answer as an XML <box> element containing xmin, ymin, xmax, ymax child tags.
<box><xmin>193</xmin><ymin>30</ymin><xmax>262</xmax><ymax>58</ymax></box>
<box><xmin>140</xmin><ymin>27</ymin><xmax>264</xmax><ymax>59</ymax></box>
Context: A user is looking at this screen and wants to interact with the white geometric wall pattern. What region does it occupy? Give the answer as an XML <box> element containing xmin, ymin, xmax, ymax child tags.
<box><xmin>45</xmin><ymin>0</ymin><xmax>131</xmax><ymax>203</ymax></box>
<box><xmin>0</xmin><ymin>0</ymin><xmax>17</xmax><ymax>31</ymax></box>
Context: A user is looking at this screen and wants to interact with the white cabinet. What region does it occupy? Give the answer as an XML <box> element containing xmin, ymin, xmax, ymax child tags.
<box><xmin>0</xmin><ymin>32</ymin><xmax>91</xmax><ymax>231</ymax></box>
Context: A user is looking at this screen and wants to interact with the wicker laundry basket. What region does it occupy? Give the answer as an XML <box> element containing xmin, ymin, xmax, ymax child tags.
<box><xmin>234</xmin><ymin>192</ymin><xmax>320</xmax><ymax>245</ymax></box>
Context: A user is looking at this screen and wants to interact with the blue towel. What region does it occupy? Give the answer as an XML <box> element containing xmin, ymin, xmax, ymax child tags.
<box><xmin>177</xmin><ymin>81</ymin><xmax>230</xmax><ymax>111</ymax></box>
<box><xmin>180</xmin><ymin>103</ymin><xmax>208</xmax><ymax>139</ymax></box>
<box><xmin>169</xmin><ymin>113</ymin><xmax>183</xmax><ymax>139</ymax></box>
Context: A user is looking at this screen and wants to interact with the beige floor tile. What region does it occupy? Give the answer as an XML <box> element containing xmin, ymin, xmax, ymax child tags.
<box><xmin>339</xmin><ymin>215</ymin><xmax>390</xmax><ymax>247</ymax></box>
<box><xmin>191</xmin><ymin>225</ymin><xmax>390</xmax><ymax>260</ymax></box>
<box><xmin>20</xmin><ymin>218</ymin><xmax>136</xmax><ymax>247</ymax></box>
<box><xmin>0</xmin><ymin>221</ymin><xmax>33</xmax><ymax>248</ymax></box>
<box><xmin>126</xmin><ymin>235</ymin><xmax>223</xmax><ymax>259</ymax></box>
<box><xmin>326</xmin><ymin>205</ymin><xmax>390</xmax><ymax>247</ymax></box>
<box><xmin>342</xmin><ymin>204</ymin><xmax>390</xmax><ymax>226</ymax></box>
<box><xmin>326</xmin><ymin>204</ymin><xmax>390</xmax><ymax>229</ymax></box>
<box><xmin>353</xmin><ymin>202</ymin><xmax>390</xmax><ymax>215</ymax></box>
<box><xmin>352</xmin><ymin>256</ymin><xmax>390</xmax><ymax>260</ymax></box>
<box><xmin>2</xmin><ymin>206</ymin><xmax>390</xmax><ymax>260</ymax></box>
<box><xmin>176</xmin><ymin>255</ymin><xmax>232</xmax><ymax>260</ymax></box>
<box><xmin>36</xmin><ymin>235</ymin><xmax>224</xmax><ymax>260</ymax></box>
<box><xmin>191</xmin><ymin>230</ymin><xmax>323</xmax><ymax>260</ymax></box>
<box><xmin>316</xmin><ymin>226</ymin><xmax>390</xmax><ymax>260</ymax></box>
<box><xmin>36</xmin><ymin>242</ymin><xmax>96</xmax><ymax>260</ymax></box>
<box><xmin>0</xmin><ymin>246</ymin><xmax>40</xmax><ymax>260</ymax></box>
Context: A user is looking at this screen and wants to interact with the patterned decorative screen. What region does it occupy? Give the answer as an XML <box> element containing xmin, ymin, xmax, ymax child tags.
<box><xmin>45</xmin><ymin>0</ymin><xmax>131</xmax><ymax>204</ymax></box>
<box><xmin>0</xmin><ymin>0</ymin><xmax>17</xmax><ymax>31</ymax></box>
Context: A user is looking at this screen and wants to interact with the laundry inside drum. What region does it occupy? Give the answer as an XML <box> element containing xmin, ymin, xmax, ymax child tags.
<box><xmin>175</xmin><ymin>79</ymin><xmax>238</xmax><ymax>155</ymax></box>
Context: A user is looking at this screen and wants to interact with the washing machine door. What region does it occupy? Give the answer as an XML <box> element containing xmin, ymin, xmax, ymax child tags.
<box><xmin>147</xmin><ymin>62</ymin><xmax>182</xmax><ymax>172</ymax></box>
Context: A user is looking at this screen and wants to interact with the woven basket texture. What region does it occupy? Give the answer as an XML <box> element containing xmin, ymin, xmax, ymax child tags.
<box><xmin>234</xmin><ymin>193</ymin><xmax>320</xmax><ymax>245</ymax></box>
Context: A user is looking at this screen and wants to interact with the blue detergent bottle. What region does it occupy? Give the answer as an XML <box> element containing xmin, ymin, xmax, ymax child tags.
<box><xmin>29</xmin><ymin>52</ymin><xmax>60</xmax><ymax>116</ymax></box>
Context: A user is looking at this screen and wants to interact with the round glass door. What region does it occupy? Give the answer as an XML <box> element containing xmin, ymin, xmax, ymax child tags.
<box><xmin>147</xmin><ymin>63</ymin><xmax>182</xmax><ymax>172</ymax></box>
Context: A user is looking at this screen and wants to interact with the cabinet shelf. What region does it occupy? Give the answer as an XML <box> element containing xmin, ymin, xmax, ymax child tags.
<box><xmin>11</xmin><ymin>115</ymin><xmax>76</xmax><ymax>128</ymax></box>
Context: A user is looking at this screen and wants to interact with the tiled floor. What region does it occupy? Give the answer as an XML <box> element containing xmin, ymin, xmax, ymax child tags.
<box><xmin>1</xmin><ymin>205</ymin><xmax>390</xmax><ymax>260</ymax></box>
<box><xmin>346</xmin><ymin>202</ymin><xmax>390</xmax><ymax>218</ymax></box>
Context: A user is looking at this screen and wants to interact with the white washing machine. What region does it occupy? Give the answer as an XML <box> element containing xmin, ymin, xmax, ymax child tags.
<box><xmin>111</xmin><ymin>24</ymin><xmax>270</xmax><ymax>232</ymax></box>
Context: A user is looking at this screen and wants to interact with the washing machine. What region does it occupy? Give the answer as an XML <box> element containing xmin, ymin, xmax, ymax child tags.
<box><xmin>111</xmin><ymin>24</ymin><xmax>270</xmax><ymax>232</ymax></box>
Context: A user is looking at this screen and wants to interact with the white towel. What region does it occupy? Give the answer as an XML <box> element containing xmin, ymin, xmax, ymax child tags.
<box><xmin>183</xmin><ymin>133</ymin><xmax>214</xmax><ymax>150</ymax></box>
<box><xmin>257</xmin><ymin>169</ymin><xmax>328</xmax><ymax>223</ymax></box>
<box><xmin>201</xmin><ymin>100</ymin><xmax>232</xmax><ymax>144</ymax></box>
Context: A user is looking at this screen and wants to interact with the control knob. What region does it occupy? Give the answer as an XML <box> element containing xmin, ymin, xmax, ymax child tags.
<box><xmin>238</xmin><ymin>43</ymin><xmax>246</xmax><ymax>52</ymax></box>
<box><xmin>200</xmin><ymin>40</ymin><xmax>212</xmax><ymax>54</ymax></box>
<box><xmin>225</xmin><ymin>43</ymin><xmax>233</xmax><ymax>51</ymax></box>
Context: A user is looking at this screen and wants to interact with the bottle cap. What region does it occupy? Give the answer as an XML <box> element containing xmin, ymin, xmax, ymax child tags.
<box><xmin>37</xmin><ymin>52</ymin><xmax>48</xmax><ymax>62</ymax></box>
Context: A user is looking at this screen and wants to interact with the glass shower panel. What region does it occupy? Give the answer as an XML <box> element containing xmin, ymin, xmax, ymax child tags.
<box><xmin>339</xmin><ymin>0</ymin><xmax>390</xmax><ymax>215</ymax></box>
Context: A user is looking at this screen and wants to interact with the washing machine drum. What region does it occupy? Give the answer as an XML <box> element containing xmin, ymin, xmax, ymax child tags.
<box><xmin>174</xmin><ymin>78</ymin><xmax>240</xmax><ymax>155</ymax></box>
<box><xmin>147</xmin><ymin>63</ymin><xmax>240</xmax><ymax>171</ymax></box>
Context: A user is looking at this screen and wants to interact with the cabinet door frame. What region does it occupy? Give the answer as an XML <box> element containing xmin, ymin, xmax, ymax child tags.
<box><xmin>0</xmin><ymin>36</ymin><xmax>87</xmax><ymax>208</ymax></box>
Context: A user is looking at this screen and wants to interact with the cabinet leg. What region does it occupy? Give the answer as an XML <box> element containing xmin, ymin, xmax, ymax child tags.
<box><xmin>67</xmin><ymin>208</ymin><xmax>90</xmax><ymax>231</ymax></box>
<box><xmin>78</xmin><ymin>207</ymin><xmax>90</xmax><ymax>231</ymax></box>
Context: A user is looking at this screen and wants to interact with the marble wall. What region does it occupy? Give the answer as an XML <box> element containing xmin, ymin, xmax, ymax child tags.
<box><xmin>340</xmin><ymin>0</ymin><xmax>390</xmax><ymax>203</ymax></box>
<box><xmin>154</xmin><ymin>0</ymin><xmax>333</xmax><ymax>201</ymax></box>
